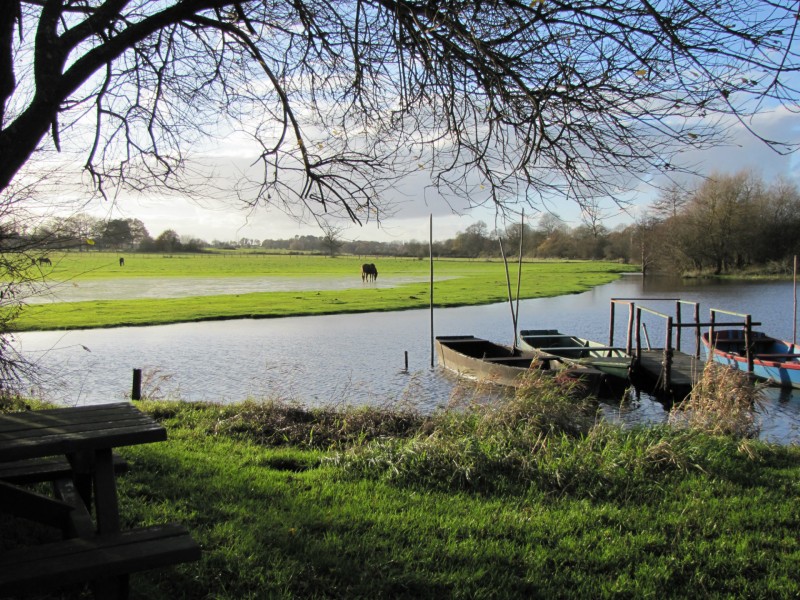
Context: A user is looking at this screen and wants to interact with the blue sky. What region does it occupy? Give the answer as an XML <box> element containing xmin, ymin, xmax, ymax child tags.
<box><xmin>81</xmin><ymin>105</ymin><xmax>800</xmax><ymax>244</ymax></box>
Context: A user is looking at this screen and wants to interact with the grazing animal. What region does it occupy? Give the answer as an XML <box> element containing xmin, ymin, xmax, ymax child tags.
<box><xmin>119</xmin><ymin>257</ymin><xmax>125</xmax><ymax>267</ymax></box>
<box><xmin>361</xmin><ymin>263</ymin><xmax>378</xmax><ymax>282</ymax></box>
<box><xmin>38</xmin><ymin>257</ymin><xmax>51</xmax><ymax>266</ymax></box>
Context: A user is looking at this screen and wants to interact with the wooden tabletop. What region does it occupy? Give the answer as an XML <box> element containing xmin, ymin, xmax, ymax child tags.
<box><xmin>0</xmin><ymin>403</ymin><xmax>166</xmax><ymax>462</ymax></box>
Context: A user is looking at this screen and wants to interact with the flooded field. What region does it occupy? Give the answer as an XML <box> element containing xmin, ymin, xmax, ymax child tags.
<box><xmin>26</xmin><ymin>275</ymin><xmax>448</xmax><ymax>303</ymax></box>
<box><xmin>14</xmin><ymin>274</ymin><xmax>800</xmax><ymax>444</ymax></box>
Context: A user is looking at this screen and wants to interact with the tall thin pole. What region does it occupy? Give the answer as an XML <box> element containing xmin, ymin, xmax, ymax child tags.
<box><xmin>794</xmin><ymin>255</ymin><xmax>797</xmax><ymax>345</ymax></box>
<box><xmin>513</xmin><ymin>210</ymin><xmax>524</xmax><ymax>348</ymax></box>
<box><xmin>498</xmin><ymin>237</ymin><xmax>517</xmax><ymax>347</ymax></box>
<box><xmin>430</xmin><ymin>214</ymin><xmax>435</xmax><ymax>368</ymax></box>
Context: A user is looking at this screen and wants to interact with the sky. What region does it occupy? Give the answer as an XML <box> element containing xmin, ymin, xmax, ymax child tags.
<box><xmin>45</xmin><ymin>105</ymin><xmax>800</xmax><ymax>245</ymax></box>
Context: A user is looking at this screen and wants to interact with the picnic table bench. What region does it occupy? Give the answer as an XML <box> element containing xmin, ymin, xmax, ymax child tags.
<box><xmin>0</xmin><ymin>403</ymin><xmax>200</xmax><ymax>599</ymax></box>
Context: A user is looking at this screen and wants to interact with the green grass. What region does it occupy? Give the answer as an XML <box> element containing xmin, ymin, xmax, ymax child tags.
<box><xmin>13</xmin><ymin>252</ymin><xmax>634</xmax><ymax>331</ymax></box>
<box><xmin>127</xmin><ymin>387</ymin><xmax>800</xmax><ymax>599</ymax></box>
<box><xmin>3</xmin><ymin>372</ymin><xmax>798</xmax><ymax>599</ymax></box>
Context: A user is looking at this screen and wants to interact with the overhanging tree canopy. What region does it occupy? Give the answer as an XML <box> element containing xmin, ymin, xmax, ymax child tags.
<box><xmin>1</xmin><ymin>0</ymin><xmax>798</xmax><ymax>224</ymax></box>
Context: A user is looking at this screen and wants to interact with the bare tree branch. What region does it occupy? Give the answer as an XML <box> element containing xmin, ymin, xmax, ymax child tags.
<box><xmin>0</xmin><ymin>0</ymin><xmax>798</xmax><ymax>223</ymax></box>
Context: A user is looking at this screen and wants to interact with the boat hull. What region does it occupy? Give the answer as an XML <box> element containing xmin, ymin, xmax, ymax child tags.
<box><xmin>435</xmin><ymin>335</ymin><xmax>599</xmax><ymax>388</ymax></box>
<box><xmin>702</xmin><ymin>329</ymin><xmax>800</xmax><ymax>389</ymax></box>
<box><xmin>518</xmin><ymin>329</ymin><xmax>632</xmax><ymax>380</ymax></box>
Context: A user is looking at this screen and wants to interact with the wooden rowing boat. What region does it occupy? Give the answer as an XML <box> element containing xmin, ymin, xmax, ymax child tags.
<box><xmin>435</xmin><ymin>335</ymin><xmax>601</xmax><ymax>387</ymax></box>
<box><xmin>517</xmin><ymin>329</ymin><xmax>633</xmax><ymax>381</ymax></box>
<box><xmin>702</xmin><ymin>329</ymin><xmax>800</xmax><ymax>389</ymax></box>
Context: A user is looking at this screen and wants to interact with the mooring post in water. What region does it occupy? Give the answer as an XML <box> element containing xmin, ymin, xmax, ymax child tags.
<box><xmin>694</xmin><ymin>303</ymin><xmax>701</xmax><ymax>358</ymax></box>
<box><xmin>608</xmin><ymin>301</ymin><xmax>615</xmax><ymax>347</ymax></box>
<box><xmin>745</xmin><ymin>314</ymin><xmax>754</xmax><ymax>373</ymax></box>
<box><xmin>663</xmin><ymin>316</ymin><xmax>673</xmax><ymax>392</ymax></box>
<box><xmin>132</xmin><ymin>368</ymin><xmax>142</xmax><ymax>401</ymax></box>
<box><xmin>635</xmin><ymin>307</ymin><xmax>642</xmax><ymax>362</ymax></box>
<box><xmin>626</xmin><ymin>303</ymin><xmax>635</xmax><ymax>356</ymax></box>
<box><xmin>404</xmin><ymin>351</ymin><xmax>409</xmax><ymax>372</ymax></box>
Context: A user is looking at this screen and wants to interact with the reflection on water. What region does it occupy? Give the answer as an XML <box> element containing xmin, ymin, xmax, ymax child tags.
<box><xmin>14</xmin><ymin>274</ymin><xmax>800</xmax><ymax>444</ymax></box>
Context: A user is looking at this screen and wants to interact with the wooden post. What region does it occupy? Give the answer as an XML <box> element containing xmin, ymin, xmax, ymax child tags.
<box><xmin>626</xmin><ymin>303</ymin><xmax>634</xmax><ymax>356</ymax></box>
<box><xmin>663</xmin><ymin>316</ymin><xmax>673</xmax><ymax>392</ymax></box>
<box><xmin>608</xmin><ymin>301</ymin><xmax>616</xmax><ymax>347</ymax></box>
<box><xmin>745</xmin><ymin>314</ymin><xmax>754</xmax><ymax>373</ymax></box>
<box><xmin>131</xmin><ymin>369</ymin><xmax>142</xmax><ymax>401</ymax></box>
<box><xmin>694</xmin><ymin>303</ymin><xmax>701</xmax><ymax>358</ymax></box>
<box><xmin>794</xmin><ymin>255</ymin><xmax>797</xmax><ymax>346</ymax></box>
<box><xmin>404</xmin><ymin>351</ymin><xmax>409</xmax><ymax>372</ymax></box>
<box><xmin>635</xmin><ymin>308</ymin><xmax>642</xmax><ymax>363</ymax></box>
<box><xmin>710</xmin><ymin>309</ymin><xmax>716</xmax><ymax>345</ymax></box>
<box><xmin>675</xmin><ymin>301</ymin><xmax>682</xmax><ymax>352</ymax></box>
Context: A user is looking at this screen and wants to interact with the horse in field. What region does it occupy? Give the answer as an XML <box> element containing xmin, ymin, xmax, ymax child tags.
<box><xmin>37</xmin><ymin>257</ymin><xmax>51</xmax><ymax>266</ymax></box>
<box><xmin>361</xmin><ymin>263</ymin><xmax>378</xmax><ymax>282</ymax></box>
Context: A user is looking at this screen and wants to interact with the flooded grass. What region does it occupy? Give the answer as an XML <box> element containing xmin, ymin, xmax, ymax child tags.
<box><xmin>13</xmin><ymin>254</ymin><xmax>633</xmax><ymax>331</ymax></box>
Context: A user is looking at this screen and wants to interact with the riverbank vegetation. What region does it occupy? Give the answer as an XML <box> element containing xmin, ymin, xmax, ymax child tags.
<box><xmin>12</xmin><ymin>255</ymin><xmax>633</xmax><ymax>331</ymax></box>
<box><xmin>2</xmin><ymin>365</ymin><xmax>798</xmax><ymax>598</ymax></box>
<box><xmin>638</xmin><ymin>171</ymin><xmax>800</xmax><ymax>276</ymax></box>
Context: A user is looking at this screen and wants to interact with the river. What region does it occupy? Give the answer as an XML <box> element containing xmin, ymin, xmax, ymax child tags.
<box><xmin>12</xmin><ymin>274</ymin><xmax>800</xmax><ymax>444</ymax></box>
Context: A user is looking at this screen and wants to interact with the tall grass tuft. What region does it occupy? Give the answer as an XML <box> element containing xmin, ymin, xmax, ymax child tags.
<box><xmin>669</xmin><ymin>362</ymin><xmax>763</xmax><ymax>439</ymax></box>
<box><xmin>332</xmin><ymin>370</ymin><xmax>718</xmax><ymax>499</ymax></box>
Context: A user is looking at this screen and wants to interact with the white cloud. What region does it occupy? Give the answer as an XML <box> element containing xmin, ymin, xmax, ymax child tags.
<box><xmin>23</xmin><ymin>103</ymin><xmax>800</xmax><ymax>243</ymax></box>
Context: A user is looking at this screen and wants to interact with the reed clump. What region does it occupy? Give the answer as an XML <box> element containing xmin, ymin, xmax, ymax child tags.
<box><xmin>332</xmin><ymin>370</ymin><xmax>721</xmax><ymax>500</ymax></box>
<box><xmin>669</xmin><ymin>362</ymin><xmax>763</xmax><ymax>439</ymax></box>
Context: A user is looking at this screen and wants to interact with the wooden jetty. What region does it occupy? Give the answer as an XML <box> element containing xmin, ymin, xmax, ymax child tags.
<box><xmin>635</xmin><ymin>350</ymin><xmax>703</xmax><ymax>395</ymax></box>
<box><xmin>607</xmin><ymin>298</ymin><xmax>760</xmax><ymax>399</ymax></box>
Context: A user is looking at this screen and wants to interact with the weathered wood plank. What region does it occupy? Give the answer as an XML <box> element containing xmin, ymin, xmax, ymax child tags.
<box><xmin>0</xmin><ymin>524</ymin><xmax>201</xmax><ymax>597</ymax></box>
<box><xmin>0</xmin><ymin>454</ymin><xmax>128</xmax><ymax>484</ymax></box>
<box><xmin>0</xmin><ymin>404</ymin><xmax>166</xmax><ymax>462</ymax></box>
<box><xmin>0</xmin><ymin>480</ymin><xmax>74</xmax><ymax>528</ymax></box>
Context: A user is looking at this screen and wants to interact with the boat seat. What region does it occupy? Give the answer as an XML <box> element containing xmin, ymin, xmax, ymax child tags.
<box><xmin>482</xmin><ymin>357</ymin><xmax>535</xmax><ymax>364</ymax></box>
<box><xmin>532</xmin><ymin>346</ymin><xmax>623</xmax><ymax>353</ymax></box>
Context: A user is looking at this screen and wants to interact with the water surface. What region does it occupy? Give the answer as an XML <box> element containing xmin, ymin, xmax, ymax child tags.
<box><xmin>14</xmin><ymin>274</ymin><xmax>800</xmax><ymax>444</ymax></box>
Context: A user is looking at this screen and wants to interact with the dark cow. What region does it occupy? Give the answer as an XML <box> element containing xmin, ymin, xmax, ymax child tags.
<box><xmin>119</xmin><ymin>257</ymin><xmax>125</xmax><ymax>267</ymax></box>
<box><xmin>38</xmin><ymin>257</ymin><xmax>51</xmax><ymax>266</ymax></box>
<box><xmin>361</xmin><ymin>263</ymin><xmax>378</xmax><ymax>282</ymax></box>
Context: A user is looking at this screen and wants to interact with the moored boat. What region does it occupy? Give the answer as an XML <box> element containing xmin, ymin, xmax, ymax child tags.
<box><xmin>518</xmin><ymin>329</ymin><xmax>633</xmax><ymax>381</ymax></box>
<box><xmin>701</xmin><ymin>329</ymin><xmax>800</xmax><ymax>389</ymax></box>
<box><xmin>435</xmin><ymin>335</ymin><xmax>601</xmax><ymax>387</ymax></box>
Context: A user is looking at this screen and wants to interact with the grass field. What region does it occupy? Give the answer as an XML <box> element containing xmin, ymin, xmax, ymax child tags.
<box><xmin>15</xmin><ymin>252</ymin><xmax>635</xmax><ymax>331</ymax></box>
<box><xmin>4</xmin><ymin>369</ymin><xmax>798</xmax><ymax>599</ymax></box>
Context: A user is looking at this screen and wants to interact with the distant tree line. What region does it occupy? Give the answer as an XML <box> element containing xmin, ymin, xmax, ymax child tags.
<box><xmin>6</xmin><ymin>171</ymin><xmax>797</xmax><ymax>275</ymax></box>
<box><xmin>7</xmin><ymin>215</ymin><xmax>209</xmax><ymax>253</ymax></box>
<box><xmin>636</xmin><ymin>171</ymin><xmax>800</xmax><ymax>275</ymax></box>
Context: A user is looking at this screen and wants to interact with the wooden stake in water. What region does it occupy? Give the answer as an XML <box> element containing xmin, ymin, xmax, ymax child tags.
<box><xmin>132</xmin><ymin>368</ymin><xmax>142</xmax><ymax>401</ymax></box>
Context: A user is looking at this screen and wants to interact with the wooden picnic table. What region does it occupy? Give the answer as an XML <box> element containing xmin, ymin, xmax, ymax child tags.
<box><xmin>0</xmin><ymin>402</ymin><xmax>166</xmax><ymax>535</ymax></box>
<box><xmin>0</xmin><ymin>402</ymin><xmax>199</xmax><ymax>598</ymax></box>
